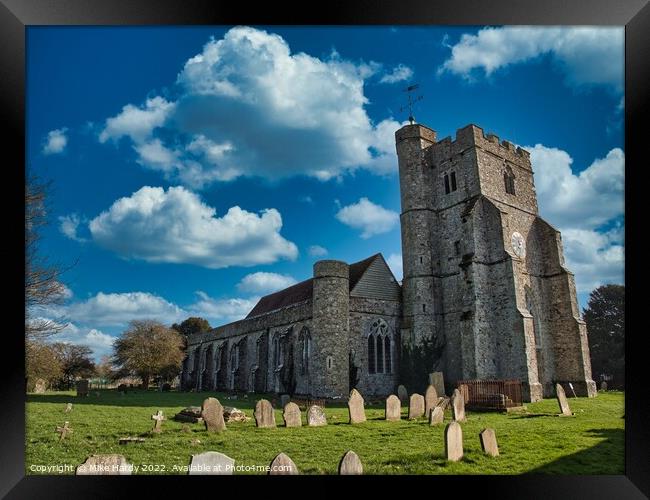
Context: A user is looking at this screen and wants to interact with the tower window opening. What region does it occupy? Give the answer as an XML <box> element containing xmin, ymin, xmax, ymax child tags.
<box><xmin>422</xmin><ymin>303</ymin><xmax>426</xmax><ymax>313</ymax></box>
<box><xmin>450</xmin><ymin>171</ymin><xmax>457</xmax><ymax>191</ymax></box>
<box><xmin>444</xmin><ymin>174</ymin><xmax>450</xmax><ymax>194</ymax></box>
<box><xmin>504</xmin><ymin>166</ymin><xmax>516</xmax><ymax>195</ymax></box>
<box><xmin>454</xmin><ymin>241</ymin><xmax>461</xmax><ymax>255</ymax></box>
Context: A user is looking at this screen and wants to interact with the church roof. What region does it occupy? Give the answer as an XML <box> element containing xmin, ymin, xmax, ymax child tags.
<box><xmin>245</xmin><ymin>253</ymin><xmax>383</xmax><ymax>318</ymax></box>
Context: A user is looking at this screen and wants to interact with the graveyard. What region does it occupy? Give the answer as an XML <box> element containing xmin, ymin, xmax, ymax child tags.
<box><xmin>25</xmin><ymin>388</ymin><xmax>624</xmax><ymax>475</ymax></box>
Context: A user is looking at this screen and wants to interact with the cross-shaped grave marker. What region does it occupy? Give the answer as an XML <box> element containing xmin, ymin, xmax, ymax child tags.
<box><xmin>65</xmin><ymin>403</ymin><xmax>73</xmax><ymax>413</ymax></box>
<box><xmin>56</xmin><ymin>421</ymin><xmax>73</xmax><ymax>441</ymax></box>
<box><xmin>151</xmin><ymin>410</ymin><xmax>165</xmax><ymax>433</ymax></box>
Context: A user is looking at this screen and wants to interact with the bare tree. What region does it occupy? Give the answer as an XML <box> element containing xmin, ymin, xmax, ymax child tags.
<box><xmin>25</xmin><ymin>175</ymin><xmax>73</xmax><ymax>339</ymax></box>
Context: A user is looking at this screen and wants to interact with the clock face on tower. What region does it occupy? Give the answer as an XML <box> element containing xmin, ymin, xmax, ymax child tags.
<box><xmin>511</xmin><ymin>232</ymin><xmax>526</xmax><ymax>258</ymax></box>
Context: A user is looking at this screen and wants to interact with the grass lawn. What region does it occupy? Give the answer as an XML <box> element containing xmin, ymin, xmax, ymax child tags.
<box><xmin>25</xmin><ymin>390</ymin><xmax>624</xmax><ymax>475</ymax></box>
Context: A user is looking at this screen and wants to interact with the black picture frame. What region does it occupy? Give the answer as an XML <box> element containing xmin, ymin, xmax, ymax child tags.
<box><xmin>2</xmin><ymin>0</ymin><xmax>646</xmax><ymax>497</ymax></box>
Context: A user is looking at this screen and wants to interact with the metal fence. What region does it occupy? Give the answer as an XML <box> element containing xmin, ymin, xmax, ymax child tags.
<box><xmin>456</xmin><ymin>379</ymin><xmax>523</xmax><ymax>410</ymax></box>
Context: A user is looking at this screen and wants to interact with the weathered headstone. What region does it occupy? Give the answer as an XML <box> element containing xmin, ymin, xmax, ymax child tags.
<box><xmin>65</xmin><ymin>403</ymin><xmax>73</xmax><ymax>413</ymax></box>
<box><xmin>385</xmin><ymin>394</ymin><xmax>401</xmax><ymax>421</ymax></box>
<box><xmin>429</xmin><ymin>406</ymin><xmax>444</xmax><ymax>425</ymax></box>
<box><xmin>338</xmin><ymin>450</ymin><xmax>363</xmax><ymax>475</ymax></box>
<box><xmin>151</xmin><ymin>410</ymin><xmax>165</xmax><ymax>433</ymax></box>
<box><xmin>397</xmin><ymin>384</ymin><xmax>408</xmax><ymax>403</ymax></box>
<box><xmin>280</xmin><ymin>394</ymin><xmax>291</xmax><ymax>408</ymax></box>
<box><xmin>254</xmin><ymin>399</ymin><xmax>276</xmax><ymax>428</ymax></box>
<box><xmin>268</xmin><ymin>453</ymin><xmax>299</xmax><ymax>475</ymax></box>
<box><xmin>76</xmin><ymin>379</ymin><xmax>89</xmax><ymax>397</ymax></box>
<box><xmin>555</xmin><ymin>383</ymin><xmax>572</xmax><ymax>416</ymax></box>
<box><xmin>600</xmin><ymin>381</ymin><xmax>608</xmax><ymax>391</ymax></box>
<box><xmin>188</xmin><ymin>451</ymin><xmax>234</xmax><ymax>475</ymax></box>
<box><xmin>306</xmin><ymin>405</ymin><xmax>327</xmax><ymax>426</ymax></box>
<box><xmin>451</xmin><ymin>389</ymin><xmax>466</xmax><ymax>422</ymax></box>
<box><xmin>201</xmin><ymin>397</ymin><xmax>226</xmax><ymax>432</ymax></box>
<box><xmin>444</xmin><ymin>421</ymin><xmax>463</xmax><ymax>462</ymax></box>
<box><xmin>429</xmin><ymin>372</ymin><xmax>445</xmax><ymax>396</ymax></box>
<box><xmin>424</xmin><ymin>385</ymin><xmax>438</xmax><ymax>418</ymax></box>
<box><xmin>348</xmin><ymin>389</ymin><xmax>366</xmax><ymax>424</ymax></box>
<box><xmin>76</xmin><ymin>454</ymin><xmax>132</xmax><ymax>475</ymax></box>
<box><xmin>408</xmin><ymin>393</ymin><xmax>425</xmax><ymax>419</ymax></box>
<box><xmin>118</xmin><ymin>436</ymin><xmax>146</xmax><ymax>444</ymax></box>
<box><xmin>479</xmin><ymin>428</ymin><xmax>499</xmax><ymax>457</ymax></box>
<box><xmin>34</xmin><ymin>378</ymin><xmax>47</xmax><ymax>394</ymax></box>
<box><xmin>283</xmin><ymin>402</ymin><xmax>302</xmax><ymax>427</ymax></box>
<box><xmin>436</xmin><ymin>396</ymin><xmax>450</xmax><ymax>412</ymax></box>
<box><xmin>56</xmin><ymin>421</ymin><xmax>73</xmax><ymax>441</ymax></box>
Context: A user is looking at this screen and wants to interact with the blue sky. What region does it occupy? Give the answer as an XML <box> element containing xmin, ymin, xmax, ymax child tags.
<box><xmin>27</xmin><ymin>26</ymin><xmax>625</xmax><ymax>360</ymax></box>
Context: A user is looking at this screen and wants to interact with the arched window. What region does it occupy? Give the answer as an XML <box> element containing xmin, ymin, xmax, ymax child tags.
<box><xmin>368</xmin><ymin>335</ymin><xmax>376</xmax><ymax>374</ymax></box>
<box><xmin>504</xmin><ymin>166</ymin><xmax>516</xmax><ymax>195</ymax></box>
<box><xmin>299</xmin><ymin>327</ymin><xmax>311</xmax><ymax>375</ymax></box>
<box><xmin>274</xmin><ymin>336</ymin><xmax>281</xmax><ymax>368</ymax></box>
<box><xmin>368</xmin><ymin>318</ymin><xmax>392</xmax><ymax>375</ymax></box>
<box><xmin>377</xmin><ymin>335</ymin><xmax>384</xmax><ymax>373</ymax></box>
<box><xmin>384</xmin><ymin>336</ymin><xmax>391</xmax><ymax>373</ymax></box>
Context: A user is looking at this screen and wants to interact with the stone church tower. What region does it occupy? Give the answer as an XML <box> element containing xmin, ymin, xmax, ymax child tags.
<box><xmin>396</xmin><ymin>122</ymin><xmax>597</xmax><ymax>402</ymax></box>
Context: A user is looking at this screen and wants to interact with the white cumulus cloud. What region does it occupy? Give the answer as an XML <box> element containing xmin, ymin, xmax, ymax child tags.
<box><xmin>88</xmin><ymin>185</ymin><xmax>298</xmax><ymax>268</ymax></box>
<box><xmin>42</xmin><ymin>128</ymin><xmax>68</xmax><ymax>155</ymax></box>
<box><xmin>188</xmin><ymin>291</ymin><xmax>259</xmax><ymax>324</ymax></box>
<box><xmin>58</xmin><ymin>213</ymin><xmax>87</xmax><ymax>242</ymax></box>
<box><xmin>379</xmin><ymin>64</ymin><xmax>414</xmax><ymax>84</ymax></box>
<box><xmin>99</xmin><ymin>96</ymin><xmax>175</xmax><ymax>144</ymax></box>
<box><xmin>336</xmin><ymin>197</ymin><xmax>399</xmax><ymax>239</ymax></box>
<box><xmin>52</xmin><ymin>323</ymin><xmax>116</xmax><ymax>361</ymax></box>
<box><xmin>308</xmin><ymin>245</ymin><xmax>328</xmax><ymax>257</ymax></box>
<box><xmin>236</xmin><ymin>272</ymin><xmax>297</xmax><ymax>294</ymax></box>
<box><xmin>440</xmin><ymin>26</ymin><xmax>623</xmax><ymax>90</ymax></box>
<box><xmin>386</xmin><ymin>253</ymin><xmax>403</xmax><ymax>282</ymax></box>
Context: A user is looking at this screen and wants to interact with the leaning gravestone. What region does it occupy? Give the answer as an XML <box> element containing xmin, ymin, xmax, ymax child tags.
<box><xmin>444</xmin><ymin>421</ymin><xmax>463</xmax><ymax>462</ymax></box>
<box><xmin>397</xmin><ymin>385</ymin><xmax>408</xmax><ymax>403</ymax></box>
<box><xmin>280</xmin><ymin>394</ymin><xmax>291</xmax><ymax>408</ymax></box>
<box><xmin>429</xmin><ymin>406</ymin><xmax>444</xmax><ymax>425</ymax></box>
<box><xmin>56</xmin><ymin>421</ymin><xmax>73</xmax><ymax>441</ymax></box>
<box><xmin>76</xmin><ymin>379</ymin><xmax>89</xmax><ymax>397</ymax></box>
<box><xmin>555</xmin><ymin>383</ymin><xmax>572</xmax><ymax>416</ymax></box>
<box><xmin>408</xmin><ymin>393</ymin><xmax>425</xmax><ymax>419</ymax></box>
<box><xmin>201</xmin><ymin>397</ymin><xmax>226</xmax><ymax>432</ymax></box>
<box><xmin>254</xmin><ymin>399</ymin><xmax>276</xmax><ymax>428</ymax></box>
<box><xmin>424</xmin><ymin>385</ymin><xmax>438</xmax><ymax>418</ymax></box>
<box><xmin>268</xmin><ymin>453</ymin><xmax>299</xmax><ymax>475</ymax></box>
<box><xmin>188</xmin><ymin>451</ymin><xmax>234</xmax><ymax>475</ymax></box>
<box><xmin>429</xmin><ymin>372</ymin><xmax>445</xmax><ymax>396</ymax></box>
<box><xmin>76</xmin><ymin>454</ymin><xmax>132</xmax><ymax>475</ymax></box>
<box><xmin>385</xmin><ymin>395</ymin><xmax>401</xmax><ymax>421</ymax></box>
<box><xmin>338</xmin><ymin>450</ymin><xmax>363</xmax><ymax>475</ymax></box>
<box><xmin>283</xmin><ymin>402</ymin><xmax>302</xmax><ymax>427</ymax></box>
<box><xmin>306</xmin><ymin>405</ymin><xmax>327</xmax><ymax>426</ymax></box>
<box><xmin>34</xmin><ymin>378</ymin><xmax>47</xmax><ymax>394</ymax></box>
<box><xmin>451</xmin><ymin>389</ymin><xmax>466</xmax><ymax>422</ymax></box>
<box><xmin>348</xmin><ymin>389</ymin><xmax>366</xmax><ymax>424</ymax></box>
<box><xmin>479</xmin><ymin>428</ymin><xmax>499</xmax><ymax>457</ymax></box>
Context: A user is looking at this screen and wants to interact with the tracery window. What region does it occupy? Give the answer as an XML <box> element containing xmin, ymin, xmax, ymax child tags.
<box><xmin>299</xmin><ymin>327</ymin><xmax>311</xmax><ymax>375</ymax></box>
<box><xmin>367</xmin><ymin>318</ymin><xmax>392</xmax><ymax>375</ymax></box>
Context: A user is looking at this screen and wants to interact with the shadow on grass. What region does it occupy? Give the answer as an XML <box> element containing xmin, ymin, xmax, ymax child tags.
<box><xmin>527</xmin><ymin>428</ymin><xmax>624</xmax><ymax>474</ymax></box>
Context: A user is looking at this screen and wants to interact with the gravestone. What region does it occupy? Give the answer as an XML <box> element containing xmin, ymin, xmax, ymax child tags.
<box><xmin>76</xmin><ymin>454</ymin><xmax>132</xmax><ymax>475</ymax></box>
<box><xmin>34</xmin><ymin>378</ymin><xmax>47</xmax><ymax>394</ymax></box>
<box><xmin>600</xmin><ymin>381</ymin><xmax>608</xmax><ymax>391</ymax></box>
<box><xmin>555</xmin><ymin>383</ymin><xmax>572</xmax><ymax>416</ymax></box>
<box><xmin>385</xmin><ymin>395</ymin><xmax>401</xmax><ymax>421</ymax></box>
<box><xmin>397</xmin><ymin>385</ymin><xmax>408</xmax><ymax>403</ymax></box>
<box><xmin>424</xmin><ymin>385</ymin><xmax>438</xmax><ymax>418</ymax></box>
<box><xmin>408</xmin><ymin>393</ymin><xmax>425</xmax><ymax>419</ymax></box>
<box><xmin>348</xmin><ymin>389</ymin><xmax>366</xmax><ymax>424</ymax></box>
<box><xmin>188</xmin><ymin>451</ymin><xmax>235</xmax><ymax>475</ymax></box>
<box><xmin>479</xmin><ymin>428</ymin><xmax>499</xmax><ymax>457</ymax></box>
<box><xmin>174</xmin><ymin>406</ymin><xmax>203</xmax><ymax>423</ymax></box>
<box><xmin>201</xmin><ymin>397</ymin><xmax>226</xmax><ymax>432</ymax></box>
<box><xmin>444</xmin><ymin>421</ymin><xmax>463</xmax><ymax>462</ymax></box>
<box><xmin>436</xmin><ymin>396</ymin><xmax>450</xmax><ymax>412</ymax></box>
<box><xmin>56</xmin><ymin>421</ymin><xmax>73</xmax><ymax>441</ymax></box>
<box><xmin>268</xmin><ymin>453</ymin><xmax>299</xmax><ymax>475</ymax></box>
<box><xmin>283</xmin><ymin>402</ymin><xmax>302</xmax><ymax>427</ymax></box>
<box><xmin>429</xmin><ymin>406</ymin><xmax>444</xmax><ymax>425</ymax></box>
<box><xmin>65</xmin><ymin>403</ymin><xmax>73</xmax><ymax>413</ymax></box>
<box><xmin>254</xmin><ymin>399</ymin><xmax>276</xmax><ymax>428</ymax></box>
<box><xmin>338</xmin><ymin>450</ymin><xmax>363</xmax><ymax>475</ymax></box>
<box><xmin>118</xmin><ymin>437</ymin><xmax>146</xmax><ymax>444</ymax></box>
<box><xmin>451</xmin><ymin>389</ymin><xmax>466</xmax><ymax>422</ymax></box>
<box><xmin>306</xmin><ymin>405</ymin><xmax>327</xmax><ymax>426</ymax></box>
<box><xmin>76</xmin><ymin>379</ymin><xmax>89</xmax><ymax>397</ymax></box>
<box><xmin>151</xmin><ymin>410</ymin><xmax>165</xmax><ymax>433</ymax></box>
<box><xmin>280</xmin><ymin>394</ymin><xmax>291</xmax><ymax>408</ymax></box>
<box><xmin>429</xmin><ymin>372</ymin><xmax>445</xmax><ymax>396</ymax></box>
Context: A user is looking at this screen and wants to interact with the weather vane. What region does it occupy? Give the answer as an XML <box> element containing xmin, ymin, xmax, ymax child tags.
<box><xmin>400</xmin><ymin>84</ymin><xmax>423</xmax><ymax>125</ymax></box>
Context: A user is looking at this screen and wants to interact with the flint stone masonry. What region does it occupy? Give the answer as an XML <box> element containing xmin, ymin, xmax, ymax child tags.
<box><xmin>555</xmin><ymin>383</ymin><xmax>572</xmax><ymax>416</ymax></box>
<box><xmin>408</xmin><ymin>393</ymin><xmax>425</xmax><ymax>419</ymax></box>
<box><xmin>425</xmin><ymin>385</ymin><xmax>438</xmax><ymax>417</ymax></box>
<box><xmin>269</xmin><ymin>453</ymin><xmax>299</xmax><ymax>475</ymax></box>
<box><xmin>255</xmin><ymin>399</ymin><xmax>276</xmax><ymax>428</ymax></box>
<box><xmin>385</xmin><ymin>395</ymin><xmax>401</xmax><ymax>421</ymax></box>
<box><xmin>307</xmin><ymin>405</ymin><xmax>327</xmax><ymax>426</ymax></box>
<box><xmin>338</xmin><ymin>451</ymin><xmax>363</xmax><ymax>475</ymax></box>
<box><xmin>188</xmin><ymin>451</ymin><xmax>234</xmax><ymax>475</ymax></box>
<box><xmin>445</xmin><ymin>421</ymin><xmax>464</xmax><ymax>462</ymax></box>
<box><xmin>479</xmin><ymin>428</ymin><xmax>499</xmax><ymax>457</ymax></box>
<box><xmin>76</xmin><ymin>455</ymin><xmax>132</xmax><ymax>475</ymax></box>
<box><xmin>348</xmin><ymin>389</ymin><xmax>367</xmax><ymax>423</ymax></box>
<box><xmin>201</xmin><ymin>398</ymin><xmax>226</xmax><ymax>432</ymax></box>
<box><xmin>283</xmin><ymin>402</ymin><xmax>302</xmax><ymax>427</ymax></box>
<box><xmin>451</xmin><ymin>389</ymin><xmax>466</xmax><ymax>422</ymax></box>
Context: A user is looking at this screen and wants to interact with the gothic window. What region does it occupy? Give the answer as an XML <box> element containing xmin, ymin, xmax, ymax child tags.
<box><xmin>450</xmin><ymin>171</ymin><xmax>457</xmax><ymax>191</ymax></box>
<box><xmin>368</xmin><ymin>335</ymin><xmax>376</xmax><ymax>374</ymax></box>
<box><xmin>376</xmin><ymin>335</ymin><xmax>384</xmax><ymax>373</ymax></box>
<box><xmin>274</xmin><ymin>336</ymin><xmax>281</xmax><ymax>368</ymax></box>
<box><xmin>299</xmin><ymin>327</ymin><xmax>311</xmax><ymax>375</ymax></box>
<box><xmin>504</xmin><ymin>166</ymin><xmax>516</xmax><ymax>195</ymax></box>
<box><xmin>384</xmin><ymin>336</ymin><xmax>391</xmax><ymax>373</ymax></box>
<box><xmin>444</xmin><ymin>174</ymin><xmax>450</xmax><ymax>194</ymax></box>
<box><xmin>367</xmin><ymin>318</ymin><xmax>392</xmax><ymax>375</ymax></box>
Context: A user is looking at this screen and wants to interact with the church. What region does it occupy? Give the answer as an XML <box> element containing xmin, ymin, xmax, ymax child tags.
<box><xmin>180</xmin><ymin>121</ymin><xmax>597</xmax><ymax>403</ymax></box>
